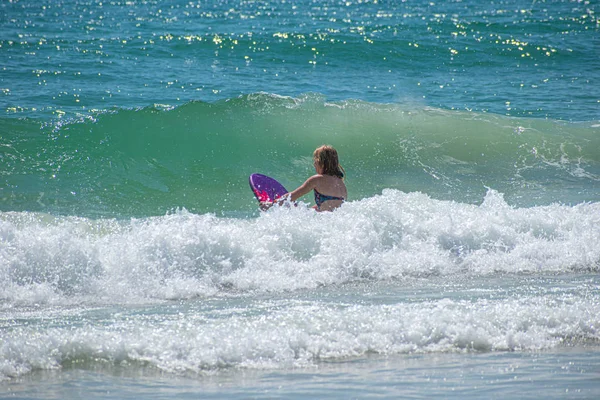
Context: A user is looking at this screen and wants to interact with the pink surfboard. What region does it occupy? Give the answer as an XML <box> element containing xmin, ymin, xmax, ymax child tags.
<box><xmin>249</xmin><ymin>173</ymin><xmax>288</xmax><ymax>203</ymax></box>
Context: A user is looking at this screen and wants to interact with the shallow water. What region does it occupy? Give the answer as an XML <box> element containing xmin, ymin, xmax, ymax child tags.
<box><xmin>3</xmin><ymin>348</ymin><xmax>599</xmax><ymax>399</ymax></box>
<box><xmin>2</xmin><ymin>272</ymin><xmax>599</xmax><ymax>398</ymax></box>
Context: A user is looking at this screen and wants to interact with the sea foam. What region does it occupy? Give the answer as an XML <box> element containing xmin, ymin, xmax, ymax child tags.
<box><xmin>1</xmin><ymin>189</ymin><xmax>598</xmax><ymax>308</ymax></box>
<box><xmin>1</xmin><ymin>292</ymin><xmax>599</xmax><ymax>379</ymax></box>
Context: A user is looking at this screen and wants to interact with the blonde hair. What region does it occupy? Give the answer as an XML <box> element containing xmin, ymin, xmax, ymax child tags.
<box><xmin>313</xmin><ymin>145</ymin><xmax>345</xmax><ymax>179</ymax></box>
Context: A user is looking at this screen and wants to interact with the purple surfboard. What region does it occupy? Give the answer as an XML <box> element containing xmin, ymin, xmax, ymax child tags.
<box><xmin>249</xmin><ymin>173</ymin><xmax>288</xmax><ymax>203</ymax></box>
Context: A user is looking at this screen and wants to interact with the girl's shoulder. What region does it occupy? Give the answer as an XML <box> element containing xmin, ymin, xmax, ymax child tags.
<box><xmin>308</xmin><ymin>174</ymin><xmax>342</xmax><ymax>187</ymax></box>
<box><xmin>299</xmin><ymin>174</ymin><xmax>325</xmax><ymax>190</ymax></box>
<box><xmin>307</xmin><ymin>174</ymin><xmax>325</xmax><ymax>182</ymax></box>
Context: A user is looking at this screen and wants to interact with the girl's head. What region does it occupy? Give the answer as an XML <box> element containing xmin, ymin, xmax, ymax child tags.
<box><xmin>313</xmin><ymin>145</ymin><xmax>345</xmax><ymax>178</ymax></box>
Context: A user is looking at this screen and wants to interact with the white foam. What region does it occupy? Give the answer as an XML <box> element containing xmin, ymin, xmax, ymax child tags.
<box><xmin>1</xmin><ymin>190</ymin><xmax>599</xmax><ymax>306</ymax></box>
<box><xmin>1</xmin><ymin>293</ymin><xmax>598</xmax><ymax>379</ymax></box>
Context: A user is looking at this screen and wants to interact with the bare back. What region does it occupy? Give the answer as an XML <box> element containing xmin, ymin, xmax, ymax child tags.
<box><xmin>313</xmin><ymin>174</ymin><xmax>347</xmax><ymax>211</ymax></box>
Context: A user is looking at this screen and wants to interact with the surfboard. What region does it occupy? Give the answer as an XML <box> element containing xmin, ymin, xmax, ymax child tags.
<box><xmin>249</xmin><ymin>173</ymin><xmax>288</xmax><ymax>203</ymax></box>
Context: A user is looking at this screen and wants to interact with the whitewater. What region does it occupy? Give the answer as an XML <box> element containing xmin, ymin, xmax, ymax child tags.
<box><xmin>2</xmin><ymin>190</ymin><xmax>600</xmax><ymax>304</ymax></box>
<box><xmin>2</xmin><ymin>190</ymin><xmax>599</xmax><ymax>396</ymax></box>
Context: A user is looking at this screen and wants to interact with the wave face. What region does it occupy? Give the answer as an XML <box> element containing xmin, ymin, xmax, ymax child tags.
<box><xmin>2</xmin><ymin>95</ymin><xmax>599</xmax><ymax>218</ymax></box>
<box><xmin>1</xmin><ymin>189</ymin><xmax>598</xmax><ymax>307</ymax></box>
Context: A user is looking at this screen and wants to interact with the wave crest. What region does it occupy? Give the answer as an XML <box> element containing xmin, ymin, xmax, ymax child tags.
<box><xmin>1</xmin><ymin>189</ymin><xmax>599</xmax><ymax>307</ymax></box>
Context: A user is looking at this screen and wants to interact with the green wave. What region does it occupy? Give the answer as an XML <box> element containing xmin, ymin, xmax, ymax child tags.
<box><xmin>2</xmin><ymin>94</ymin><xmax>599</xmax><ymax>217</ymax></box>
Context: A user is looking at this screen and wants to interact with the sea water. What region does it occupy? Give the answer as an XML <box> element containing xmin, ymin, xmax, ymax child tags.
<box><xmin>1</xmin><ymin>0</ymin><xmax>599</xmax><ymax>398</ymax></box>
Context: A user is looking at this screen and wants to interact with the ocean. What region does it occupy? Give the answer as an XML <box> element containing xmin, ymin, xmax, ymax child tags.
<box><xmin>1</xmin><ymin>0</ymin><xmax>599</xmax><ymax>398</ymax></box>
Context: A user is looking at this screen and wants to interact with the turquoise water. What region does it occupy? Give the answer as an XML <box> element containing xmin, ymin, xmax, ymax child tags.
<box><xmin>2</xmin><ymin>100</ymin><xmax>599</xmax><ymax>218</ymax></box>
<box><xmin>1</xmin><ymin>0</ymin><xmax>600</xmax><ymax>398</ymax></box>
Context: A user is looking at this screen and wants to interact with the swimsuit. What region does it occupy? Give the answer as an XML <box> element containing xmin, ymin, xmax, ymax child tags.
<box><xmin>314</xmin><ymin>189</ymin><xmax>345</xmax><ymax>210</ymax></box>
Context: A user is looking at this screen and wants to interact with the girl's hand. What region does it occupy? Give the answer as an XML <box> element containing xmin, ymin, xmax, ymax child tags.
<box><xmin>259</xmin><ymin>201</ymin><xmax>274</xmax><ymax>211</ymax></box>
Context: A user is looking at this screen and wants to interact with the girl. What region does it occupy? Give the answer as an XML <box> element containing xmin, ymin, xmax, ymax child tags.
<box><xmin>261</xmin><ymin>145</ymin><xmax>347</xmax><ymax>212</ymax></box>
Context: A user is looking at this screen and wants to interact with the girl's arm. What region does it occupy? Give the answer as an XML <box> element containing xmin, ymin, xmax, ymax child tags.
<box><xmin>260</xmin><ymin>175</ymin><xmax>320</xmax><ymax>210</ymax></box>
<box><xmin>288</xmin><ymin>175</ymin><xmax>319</xmax><ymax>202</ymax></box>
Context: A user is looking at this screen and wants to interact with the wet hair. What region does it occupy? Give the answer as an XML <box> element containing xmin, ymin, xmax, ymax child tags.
<box><xmin>313</xmin><ymin>145</ymin><xmax>345</xmax><ymax>179</ymax></box>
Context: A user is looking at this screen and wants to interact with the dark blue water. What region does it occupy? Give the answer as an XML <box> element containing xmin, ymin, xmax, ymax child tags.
<box><xmin>1</xmin><ymin>0</ymin><xmax>598</xmax><ymax>120</ymax></box>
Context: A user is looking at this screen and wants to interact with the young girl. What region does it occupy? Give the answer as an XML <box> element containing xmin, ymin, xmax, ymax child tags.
<box><xmin>261</xmin><ymin>145</ymin><xmax>347</xmax><ymax>212</ymax></box>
